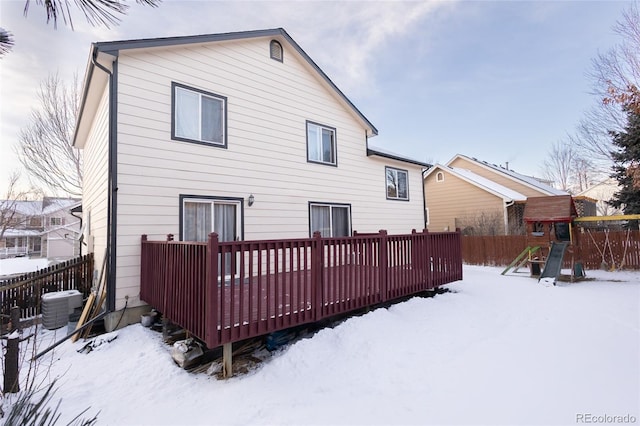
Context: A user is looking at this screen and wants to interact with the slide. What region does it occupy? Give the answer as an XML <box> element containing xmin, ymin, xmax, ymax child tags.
<box><xmin>539</xmin><ymin>241</ymin><xmax>569</xmax><ymax>284</ymax></box>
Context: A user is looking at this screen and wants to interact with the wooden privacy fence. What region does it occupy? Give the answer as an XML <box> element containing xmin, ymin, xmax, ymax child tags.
<box><xmin>462</xmin><ymin>230</ymin><xmax>640</xmax><ymax>269</ymax></box>
<box><xmin>0</xmin><ymin>254</ymin><xmax>94</xmax><ymax>319</ymax></box>
<box><xmin>140</xmin><ymin>230</ymin><xmax>463</xmax><ymax>349</ymax></box>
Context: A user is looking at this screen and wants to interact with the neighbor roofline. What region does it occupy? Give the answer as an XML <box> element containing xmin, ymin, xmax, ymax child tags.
<box><xmin>425</xmin><ymin>164</ymin><xmax>526</xmax><ymax>202</ymax></box>
<box><xmin>446</xmin><ymin>154</ymin><xmax>562</xmax><ymax>196</ymax></box>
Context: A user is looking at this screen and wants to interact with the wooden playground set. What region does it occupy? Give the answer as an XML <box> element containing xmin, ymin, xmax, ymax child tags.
<box><xmin>502</xmin><ymin>195</ymin><xmax>640</xmax><ymax>284</ymax></box>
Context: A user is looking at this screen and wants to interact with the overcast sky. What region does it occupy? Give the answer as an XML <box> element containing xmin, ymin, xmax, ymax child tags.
<box><xmin>0</xmin><ymin>0</ymin><xmax>632</xmax><ymax>194</ymax></box>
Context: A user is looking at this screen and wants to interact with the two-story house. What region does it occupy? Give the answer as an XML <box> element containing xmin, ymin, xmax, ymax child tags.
<box><xmin>72</xmin><ymin>28</ymin><xmax>430</xmax><ymax>329</ymax></box>
<box><xmin>0</xmin><ymin>197</ymin><xmax>81</xmax><ymax>259</ymax></box>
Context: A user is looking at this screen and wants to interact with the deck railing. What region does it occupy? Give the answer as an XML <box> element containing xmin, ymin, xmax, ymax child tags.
<box><xmin>140</xmin><ymin>229</ymin><xmax>462</xmax><ymax>349</ymax></box>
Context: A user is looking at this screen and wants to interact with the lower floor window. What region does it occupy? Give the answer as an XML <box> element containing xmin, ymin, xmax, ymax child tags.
<box><xmin>310</xmin><ymin>203</ymin><xmax>351</xmax><ymax>237</ymax></box>
<box><xmin>182</xmin><ymin>197</ymin><xmax>242</xmax><ymax>242</ymax></box>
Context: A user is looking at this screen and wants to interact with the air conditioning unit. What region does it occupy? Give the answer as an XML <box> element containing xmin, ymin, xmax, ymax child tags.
<box><xmin>41</xmin><ymin>290</ymin><xmax>83</xmax><ymax>330</ymax></box>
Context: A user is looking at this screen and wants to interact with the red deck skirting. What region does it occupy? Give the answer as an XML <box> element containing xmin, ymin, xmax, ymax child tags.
<box><xmin>140</xmin><ymin>230</ymin><xmax>462</xmax><ymax>348</ymax></box>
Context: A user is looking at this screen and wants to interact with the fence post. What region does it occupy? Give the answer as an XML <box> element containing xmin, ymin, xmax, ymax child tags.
<box><xmin>379</xmin><ymin>230</ymin><xmax>388</xmax><ymax>303</ymax></box>
<box><xmin>205</xmin><ymin>233</ymin><xmax>219</xmax><ymax>349</ymax></box>
<box><xmin>3</xmin><ymin>306</ymin><xmax>21</xmax><ymax>393</ymax></box>
<box><xmin>312</xmin><ymin>232</ymin><xmax>323</xmax><ymax>321</ymax></box>
<box><xmin>166</xmin><ymin>234</ymin><xmax>174</xmax><ymax>242</ymax></box>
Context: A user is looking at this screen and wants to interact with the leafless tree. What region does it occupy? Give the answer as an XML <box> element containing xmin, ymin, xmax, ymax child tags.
<box><xmin>542</xmin><ymin>140</ymin><xmax>576</xmax><ymax>192</ymax></box>
<box><xmin>16</xmin><ymin>73</ymin><xmax>82</xmax><ymax>196</ymax></box>
<box><xmin>572</xmin><ymin>155</ymin><xmax>594</xmax><ymax>193</ymax></box>
<box><xmin>0</xmin><ymin>172</ymin><xmax>41</xmax><ymax>241</ymax></box>
<box><xmin>456</xmin><ymin>210</ymin><xmax>504</xmax><ymax>236</ymax></box>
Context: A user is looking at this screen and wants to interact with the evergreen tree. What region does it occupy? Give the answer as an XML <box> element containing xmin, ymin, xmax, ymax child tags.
<box><xmin>609</xmin><ymin>109</ymin><xmax>640</xmax><ymax>217</ymax></box>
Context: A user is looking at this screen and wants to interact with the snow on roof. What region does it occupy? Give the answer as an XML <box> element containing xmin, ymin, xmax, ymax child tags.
<box><xmin>449</xmin><ymin>154</ymin><xmax>568</xmax><ymax>196</ymax></box>
<box><xmin>3</xmin><ymin>200</ymin><xmax>42</xmax><ymax>216</ymax></box>
<box><xmin>2</xmin><ymin>229</ymin><xmax>42</xmax><ymax>237</ymax></box>
<box><xmin>426</xmin><ymin>164</ymin><xmax>527</xmax><ymax>202</ymax></box>
<box><xmin>0</xmin><ymin>198</ymin><xmax>80</xmax><ymax>216</ymax></box>
<box><xmin>41</xmin><ymin>198</ymin><xmax>81</xmax><ymax>215</ymax></box>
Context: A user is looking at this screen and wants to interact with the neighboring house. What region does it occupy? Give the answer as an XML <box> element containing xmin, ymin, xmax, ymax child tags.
<box><xmin>72</xmin><ymin>28</ymin><xmax>429</xmax><ymax>330</ymax></box>
<box><xmin>424</xmin><ymin>155</ymin><xmax>568</xmax><ymax>235</ymax></box>
<box><xmin>576</xmin><ymin>178</ymin><xmax>623</xmax><ymax>217</ymax></box>
<box><xmin>0</xmin><ymin>198</ymin><xmax>81</xmax><ymax>259</ymax></box>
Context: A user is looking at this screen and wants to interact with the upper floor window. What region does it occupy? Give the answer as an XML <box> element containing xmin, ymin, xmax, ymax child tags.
<box><xmin>386</xmin><ymin>167</ymin><xmax>409</xmax><ymax>201</ymax></box>
<box><xmin>270</xmin><ymin>40</ymin><xmax>283</xmax><ymax>62</ymax></box>
<box><xmin>50</xmin><ymin>217</ymin><xmax>63</xmax><ymax>226</ymax></box>
<box><xmin>310</xmin><ymin>202</ymin><xmax>351</xmax><ymax>237</ymax></box>
<box><xmin>172</xmin><ymin>82</ymin><xmax>227</xmax><ymax>147</ymax></box>
<box><xmin>307</xmin><ymin>121</ymin><xmax>336</xmax><ymax>166</ymax></box>
<box><xmin>436</xmin><ymin>172</ymin><xmax>444</xmax><ymax>182</ymax></box>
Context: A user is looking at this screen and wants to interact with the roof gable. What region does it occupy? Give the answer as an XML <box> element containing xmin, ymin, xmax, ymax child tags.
<box><xmin>74</xmin><ymin>28</ymin><xmax>377</xmax><ymax>147</ymax></box>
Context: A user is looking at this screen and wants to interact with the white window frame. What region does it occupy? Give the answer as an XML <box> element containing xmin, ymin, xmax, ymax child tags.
<box><xmin>172</xmin><ymin>82</ymin><xmax>227</xmax><ymax>147</ymax></box>
<box><xmin>306</xmin><ymin>121</ymin><xmax>337</xmax><ymax>166</ymax></box>
<box><xmin>309</xmin><ymin>202</ymin><xmax>351</xmax><ymax>237</ymax></box>
<box><xmin>385</xmin><ymin>167</ymin><xmax>409</xmax><ymax>201</ymax></box>
<box><xmin>436</xmin><ymin>171</ymin><xmax>445</xmax><ymax>182</ymax></box>
<box><xmin>180</xmin><ymin>197</ymin><xmax>242</xmax><ymax>243</ymax></box>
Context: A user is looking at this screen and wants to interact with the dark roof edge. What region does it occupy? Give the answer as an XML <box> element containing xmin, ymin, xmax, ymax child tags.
<box><xmin>93</xmin><ymin>28</ymin><xmax>378</xmax><ymax>136</ymax></box>
<box><xmin>367</xmin><ymin>148</ymin><xmax>430</xmax><ymax>168</ymax></box>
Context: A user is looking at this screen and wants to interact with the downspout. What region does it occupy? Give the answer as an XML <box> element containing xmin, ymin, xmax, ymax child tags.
<box><xmin>422</xmin><ymin>167</ymin><xmax>429</xmax><ymax>230</ymax></box>
<box><xmin>70</xmin><ymin>209</ymin><xmax>83</xmax><ymax>256</ymax></box>
<box><xmin>504</xmin><ymin>200</ymin><xmax>515</xmax><ymax>235</ymax></box>
<box><xmin>92</xmin><ymin>49</ymin><xmax>118</xmax><ymax>313</ymax></box>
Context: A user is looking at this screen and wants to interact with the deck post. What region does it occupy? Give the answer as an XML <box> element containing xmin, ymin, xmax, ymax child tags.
<box><xmin>379</xmin><ymin>230</ymin><xmax>388</xmax><ymax>303</ymax></box>
<box><xmin>222</xmin><ymin>343</ymin><xmax>233</xmax><ymax>378</ymax></box>
<box><xmin>205</xmin><ymin>233</ymin><xmax>220</xmax><ymax>348</ymax></box>
<box><xmin>166</xmin><ymin>234</ymin><xmax>174</xmax><ymax>242</ymax></box>
<box><xmin>312</xmin><ymin>232</ymin><xmax>323</xmax><ymax>321</ymax></box>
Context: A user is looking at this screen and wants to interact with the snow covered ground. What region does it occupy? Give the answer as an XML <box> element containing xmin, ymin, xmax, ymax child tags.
<box><xmin>0</xmin><ymin>257</ymin><xmax>50</xmax><ymax>277</ymax></box>
<box><xmin>2</xmin><ymin>265</ymin><xmax>638</xmax><ymax>425</ymax></box>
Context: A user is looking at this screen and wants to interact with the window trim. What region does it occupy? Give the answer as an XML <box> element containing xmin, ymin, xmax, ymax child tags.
<box><xmin>306</xmin><ymin>121</ymin><xmax>338</xmax><ymax>167</ymax></box>
<box><xmin>270</xmin><ymin>40</ymin><xmax>283</xmax><ymax>62</ymax></box>
<box><xmin>308</xmin><ymin>201</ymin><xmax>352</xmax><ymax>237</ymax></box>
<box><xmin>385</xmin><ymin>166</ymin><xmax>410</xmax><ymax>201</ymax></box>
<box><xmin>171</xmin><ymin>82</ymin><xmax>228</xmax><ymax>148</ymax></box>
<box><xmin>179</xmin><ymin>194</ymin><xmax>244</xmax><ymax>241</ymax></box>
<box><xmin>436</xmin><ymin>171</ymin><xmax>444</xmax><ymax>182</ymax></box>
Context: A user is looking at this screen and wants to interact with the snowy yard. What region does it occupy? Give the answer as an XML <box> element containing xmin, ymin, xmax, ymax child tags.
<box><xmin>3</xmin><ymin>265</ymin><xmax>639</xmax><ymax>425</ymax></box>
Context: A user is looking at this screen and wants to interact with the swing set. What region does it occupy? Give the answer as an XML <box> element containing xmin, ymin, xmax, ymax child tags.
<box><xmin>573</xmin><ymin>214</ymin><xmax>640</xmax><ymax>271</ymax></box>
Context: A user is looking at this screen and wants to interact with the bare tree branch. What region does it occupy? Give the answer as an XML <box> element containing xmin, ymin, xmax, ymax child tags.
<box><xmin>16</xmin><ymin>73</ymin><xmax>83</xmax><ymax>196</ymax></box>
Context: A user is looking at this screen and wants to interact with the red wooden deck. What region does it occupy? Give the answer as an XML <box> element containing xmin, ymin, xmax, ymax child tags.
<box><xmin>140</xmin><ymin>230</ymin><xmax>462</xmax><ymax>348</ymax></box>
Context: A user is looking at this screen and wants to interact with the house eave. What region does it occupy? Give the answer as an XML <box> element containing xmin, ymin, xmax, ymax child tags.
<box><xmin>366</xmin><ymin>148</ymin><xmax>429</xmax><ymax>168</ymax></box>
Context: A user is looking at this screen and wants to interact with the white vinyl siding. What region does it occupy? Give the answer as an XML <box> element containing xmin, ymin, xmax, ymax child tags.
<box><xmin>82</xmin><ymin>86</ymin><xmax>110</xmax><ymax>275</ymax></box>
<box><xmin>105</xmin><ymin>37</ymin><xmax>425</xmax><ymax>309</ymax></box>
